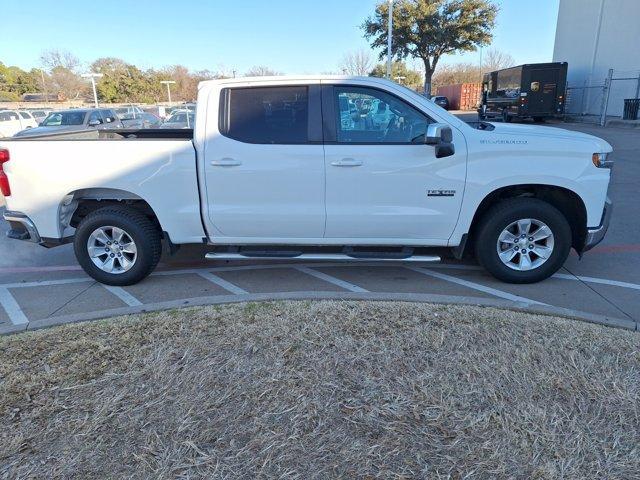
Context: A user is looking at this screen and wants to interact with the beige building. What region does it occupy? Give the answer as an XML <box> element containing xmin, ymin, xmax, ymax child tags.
<box><xmin>553</xmin><ymin>0</ymin><xmax>640</xmax><ymax>116</ymax></box>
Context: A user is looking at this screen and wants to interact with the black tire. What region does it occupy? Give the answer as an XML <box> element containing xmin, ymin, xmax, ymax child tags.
<box><xmin>74</xmin><ymin>206</ymin><xmax>162</xmax><ymax>286</ymax></box>
<box><xmin>502</xmin><ymin>109</ymin><xmax>511</xmax><ymax>123</ymax></box>
<box><xmin>533</xmin><ymin>116</ymin><xmax>545</xmax><ymax>123</ymax></box>
<box><xmin>474</xmin><ymin>198</ymin><xmax>571</xmax><ymax>284</ymax></box>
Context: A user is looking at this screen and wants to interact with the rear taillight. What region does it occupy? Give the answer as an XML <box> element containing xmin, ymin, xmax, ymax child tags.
<box><xmin>0</xmin><ymin>149</ymin><xmax>11</xmax><ymax>196</ymax></box>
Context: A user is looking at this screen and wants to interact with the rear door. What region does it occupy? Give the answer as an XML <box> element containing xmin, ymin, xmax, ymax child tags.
<box><xmin>203</xmin><ymin>83</ymin><xmax>325</xmax><ymax>239</ymax></box>
<box><xmin>528</xmin><ymin>69</ymin><xmax>558</xmax><ymax>114</ymax></box>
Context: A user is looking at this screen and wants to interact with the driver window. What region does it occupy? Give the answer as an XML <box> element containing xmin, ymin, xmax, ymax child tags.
<box><xmin>334</xmin><ymin>87</ymin><xmax>432</xmax><ymax>144</ymax></box>
<box><xmin>88</xmin><ymin>111</ymin><xmax>103</xmax><ymax>125</ymax></box>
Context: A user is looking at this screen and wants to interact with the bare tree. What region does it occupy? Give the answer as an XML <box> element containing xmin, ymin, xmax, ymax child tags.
<box><xmin>339</xmin><ymin>49</ymin><xmax>374</xmax><ymax>76</ymax></box>
<box><xmin>482</xmin><ymin>49</ymin><xmax>515</xmax><ymax>73</ymax></box>
<box><xmin>40</xmin><ymin>49</ymin><xmax>81</xmax><ymax>71</ymax></box>
<box><xmin>433</xmin><ymin>63</ymin><xmax>481</xmax><ymax>89</ymax></box>
<box><xmin>40</xmin><ymin>49</ymin><xmax>85</xmax><ymax>101</ymax></box>
<box><xmin>245</xmin><ymin>66</ymin><xmax>282</xmax><ymax>77</ymax></box>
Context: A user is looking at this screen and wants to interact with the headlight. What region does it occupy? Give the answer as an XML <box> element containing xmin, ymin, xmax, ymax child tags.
<box><xmin>592</xmin><ymin>153</ymin><xmax>613</xmax><ymax>169</ymax></box>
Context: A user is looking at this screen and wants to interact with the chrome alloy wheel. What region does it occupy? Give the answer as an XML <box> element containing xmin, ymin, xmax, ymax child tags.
<box><xmin>87</xmin><ymin>226</ymin><xmax>138</xmax><ymax>274</ymax></box>
<box><xmin>496</xmin><ymin>218</ymin><xmax>555</xmax><ymax>271</ymax></box>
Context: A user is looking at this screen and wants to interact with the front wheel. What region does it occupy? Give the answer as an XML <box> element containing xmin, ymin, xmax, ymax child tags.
<box><xmin>475</xmin><ymin>198</ymin><xmax>571</xmax><ymax>284</ymax></box>
<box><xmin>74</xmin><ymin>206</ymin><xmax>162</xmax><ymax>286</ymax></box>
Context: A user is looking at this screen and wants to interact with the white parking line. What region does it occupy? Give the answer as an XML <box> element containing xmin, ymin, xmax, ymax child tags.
<box><xmin>1</xmin><ymin>277</ymin><xmax>91</xmax><ymax>289</ymax></box>
<box><xmin>103</xmin><ymin>286</ymin><xmax>143</xmax><ymax>307</ymax></box>
<box><xmin>0</xmin><ymin>263</ymin><xmax>639</xmax><ymax>296</ymax></box>
<box><xmin>407</xmin><ymin>267</ymin><xmax>548</xmax><ymax>307</ymax></box>
<box><xmin>197</xmin><ymin>272</ymin><xmax>248</xmax><ymax>295</ymax></box>
<box><xmin>0</xmin><ymin>287</ymin><xmax>29</xmax><ymax>325</ymax></box>
<box><xmin>554</xmin><ymin>273</ymin><xmax>640</xmax><ymax>291</ymax></box>
<box><xmin>295</xmin><ymin>266</ymin><xmax>369</xmax><ymax>293</ymax></box>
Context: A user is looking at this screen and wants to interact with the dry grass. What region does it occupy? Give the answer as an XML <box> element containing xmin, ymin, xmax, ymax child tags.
<box><xmin>0</xmin><ymin>301</ymin><xmax>639</xmax><ymax>479</ymax></box>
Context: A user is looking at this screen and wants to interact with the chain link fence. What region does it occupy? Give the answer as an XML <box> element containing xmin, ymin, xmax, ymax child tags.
<box><xmin>565</xmin><ymin>69</ymin><xmax>640</xmax><ymax>125</ymax></box>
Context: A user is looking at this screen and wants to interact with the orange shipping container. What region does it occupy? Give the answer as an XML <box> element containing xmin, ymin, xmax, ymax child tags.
<box><xmin>435</xmin><ymin>83</ymin><xmax>482</xmax><ymax>110</ymax></box>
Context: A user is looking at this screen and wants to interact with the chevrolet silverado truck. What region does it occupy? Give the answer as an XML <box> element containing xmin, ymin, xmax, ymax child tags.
<box><xmin>0</xmin><ymin>76</ymin><xmax>613</xmax><ymax>286</ymax></box>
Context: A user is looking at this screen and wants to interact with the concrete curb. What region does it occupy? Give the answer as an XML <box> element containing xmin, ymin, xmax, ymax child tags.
<box><xmin>605</xmin><ymin>119</ymin><xmax>640</xmax><ymax>129</ymax></box>
<box><xmin>5</xmin><ymin>291</ymin><xmax>636</xmax><ymax>336</ymax></box>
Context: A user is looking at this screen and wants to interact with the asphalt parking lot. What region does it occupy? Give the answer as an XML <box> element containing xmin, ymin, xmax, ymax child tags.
<box><xmin>1</xmin><ymin>115</ymin><xmax>639</xmax><ymax>333</ymax></box>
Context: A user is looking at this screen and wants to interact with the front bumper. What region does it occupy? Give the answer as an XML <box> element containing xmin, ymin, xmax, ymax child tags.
<box><xmin>582</xmin><ymin>197</ymin><xmax>613</xmax><ymax>253</ymax></box>
<box><xmin>3</xmin><ymin>211</ymin><xmax>42</xmax><ymax>243</ymax></box>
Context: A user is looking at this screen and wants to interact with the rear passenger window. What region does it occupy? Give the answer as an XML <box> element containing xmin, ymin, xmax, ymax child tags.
<box><xmin>220</xmin><ymin>86</ymin><xmax>309</xmax><ymax>144</ymax></box>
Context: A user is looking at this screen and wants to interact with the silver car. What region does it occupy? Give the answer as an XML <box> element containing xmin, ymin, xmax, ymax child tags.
<box><xmin>14</xmin><ymin>109</ymin><xmax>124</xmax><ymax>137</ymax></box>
<box><xmin>160</xmin><ymin>111</ymin><xmax>195</xmax><ymax>129</ymax></box>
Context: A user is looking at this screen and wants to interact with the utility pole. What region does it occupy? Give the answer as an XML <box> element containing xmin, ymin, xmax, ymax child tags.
<box><xmin>81</xmin><ymin>73</ymin><xmax>103</xmax><ymax>108</ymax></box>
<box><xmin>40</xmin><ymin>69</ymin><xmax>49</xmax><ymax>105</ymax></box>
<box><xmin>386</xmin><ymin>0</ymin><xmax>393</xmax><ymax>79</ymax></box>
<box><xmin>160</xmin><ymin>80</ymin><xmax>176</xmax><ymax>105</ymax></box>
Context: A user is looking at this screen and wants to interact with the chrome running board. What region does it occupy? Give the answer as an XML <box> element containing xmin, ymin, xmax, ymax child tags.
<box><xmin>205</xmin><ymin>253</ymin><xmax>441</xmax><ymax>262</ymax></box>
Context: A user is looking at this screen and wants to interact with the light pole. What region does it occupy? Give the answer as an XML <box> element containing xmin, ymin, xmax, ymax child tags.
<box><xmin>40</xmin><ymin>69</ymin><xmax>49</xmax><ymax>105</ymax></box>
<box><xmin>81</xmin><ymin>73</ymin><xmax>103</xmax><ymax>108</ymax></box>
<box><xmin>386</xmin><ymin>0</ymin><xmax>394</xmax><ymax>79</ymax></box>
<box><xmin>160</xmin><ymin>80</ymin><xmax>176</xmax><ymax>105</ymax></box>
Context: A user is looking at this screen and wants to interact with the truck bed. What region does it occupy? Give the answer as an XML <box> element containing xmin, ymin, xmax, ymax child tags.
<box><xmin>0</xmin><ymin>131</ymin><xmax>204</xmax><ymax>244</ymax></box>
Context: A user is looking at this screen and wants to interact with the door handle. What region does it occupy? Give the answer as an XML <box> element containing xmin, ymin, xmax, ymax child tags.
<box><xmin>331</xmin><ymin>158</ymin><xmax>363</xmax><ymax>167</ymax></box>
<box><xmin>211</xmin><ymin>158</ymin><xmax>242</xmax><ymax>167</ymax></box>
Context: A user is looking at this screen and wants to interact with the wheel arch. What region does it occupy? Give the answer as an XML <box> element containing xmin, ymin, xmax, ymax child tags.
<box><xmin>59</xmin><ymin>188</ymin><xmax>165</xmax><ymax>239</ymax></box>
<box><xmin>464</xmin><ymin>184</ymin><xmax>587</xmax><ymax>256</ymax></box>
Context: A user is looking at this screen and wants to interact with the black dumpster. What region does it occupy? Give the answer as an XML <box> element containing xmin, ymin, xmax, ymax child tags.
<box><xmin>623</xmin><ymin>98</ymin><xmax>640</xmax><ymax>120</ymax></box>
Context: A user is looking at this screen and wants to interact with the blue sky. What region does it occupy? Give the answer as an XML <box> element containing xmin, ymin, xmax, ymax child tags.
<box><xmin>0</xmin><ymin>0</ymin><xmax>559</xmax><ymax>73</ymax></box>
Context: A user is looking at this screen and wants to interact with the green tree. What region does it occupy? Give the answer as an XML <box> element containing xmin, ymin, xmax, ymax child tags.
<box><xmin>91</xmin><ymin>58</ymin><xmax>162</xmax><ymax>104</ymax></box>
<box><xmin>0</xmin><ymin>63</ymin><xmax>43</xmax><ymax>99</ymax></box>
<box><xmin>363</xmin><ymin>0</ymin><xmax>498</xmax><ymax>95</ymax></box>
<box><xmin>370</xmin><ymin>61</ymin><xmax>423</xmax><ymax>91</ymax></box>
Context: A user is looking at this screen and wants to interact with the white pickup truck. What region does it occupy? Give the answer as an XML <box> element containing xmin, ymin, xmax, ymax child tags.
<box><xmin>0</xmin><ymin>76</ymin><xmax>613</xmax><ymax>286</ymax></box>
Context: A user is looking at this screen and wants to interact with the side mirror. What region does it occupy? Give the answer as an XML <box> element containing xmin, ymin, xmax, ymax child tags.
<box><xmin>88</xmin><ymin>119</ymin><xmax>101</xmax><ymax>127</ymax></box>
<box><xmin>425</xmin><ymin>123</ymin><xmax>453</xmax><ymax>145</ymax></box>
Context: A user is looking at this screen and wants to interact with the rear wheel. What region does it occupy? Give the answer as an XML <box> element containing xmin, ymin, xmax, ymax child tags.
<box><xmin>74</xmin><ymin>206</ymin><xmax>162</xmax><ymax>286</ymax></box>
<box><xmin>533</xmin><ymin>116</ymin><xmax>545</xmax><ymax>123</ymax></box>
<box><xmin>475</xmin><ymin>198</ymin><xmax>571</xmax><ymax>283</ymax></box>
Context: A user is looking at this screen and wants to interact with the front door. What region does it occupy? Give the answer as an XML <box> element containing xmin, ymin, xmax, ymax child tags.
<box><xmin>204</xmin><ymin>84</ymin><xmax>326</xmax><ymax>240</ymax></box>
<box><xmin>323</xmin><ymin>85</ymin><xmax>466</xmax><ymax>242</ymax></box>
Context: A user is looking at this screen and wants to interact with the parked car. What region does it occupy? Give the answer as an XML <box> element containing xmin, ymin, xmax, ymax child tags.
<box><xmin>27</xmin><ymin>109</ymin><xmax>52</xmax><ymax>125</ymax></box>
<box><xmin>431</xmin><ymin>96</ymin><xmax>450</xmax><ymax>110</ymax></box>
<box><xmin>13</xmin><ymin>109</ymin><xmax>124</xmax><ymax>137</ymax></box>
<box><xmin>121</xmin><ymin>112</ymin><xmax>163</xmax><ymax>129</ymax></box>
<box><xmin>0</xmin><ymin>76</ymin><xmax>612</xmax><ymax>287</ymax></box>
<box><xmin>113</xmin><ymin>106</ymin><xmax>145</xmax><ymax>120</ymax></box>
<box><xmin>0</xmin><ymin>110</ymin><xmax>38</xmax><ymax>138</ymax></box>
<box><xmin>160</xmin><ymin>111</ymin><xmax>195</xmax><ymax>129</ymax></box>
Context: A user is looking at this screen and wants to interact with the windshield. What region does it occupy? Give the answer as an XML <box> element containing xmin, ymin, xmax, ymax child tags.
<box><xmin>42</xmin><ymin>111</ymin><xmax>86</xmax><ymax>126</ymax></box>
